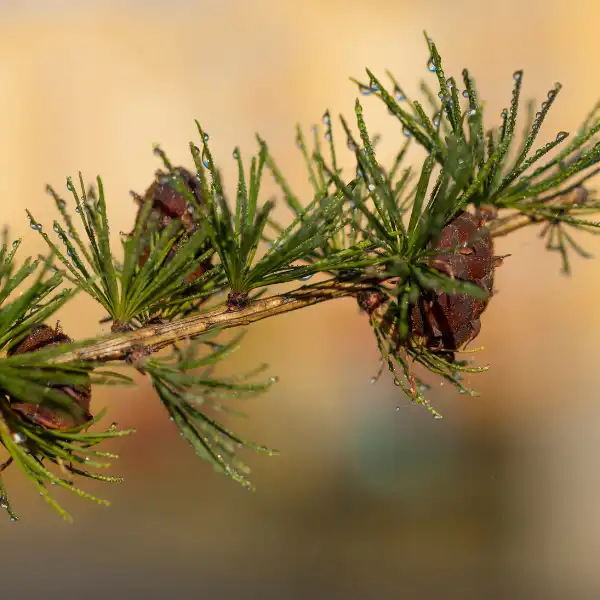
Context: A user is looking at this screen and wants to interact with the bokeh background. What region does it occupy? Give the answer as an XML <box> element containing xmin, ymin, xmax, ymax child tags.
<box><xmin>0</xmin><ymin>1</ymin><xmax>599</xmax><ymax>598</ymax></box>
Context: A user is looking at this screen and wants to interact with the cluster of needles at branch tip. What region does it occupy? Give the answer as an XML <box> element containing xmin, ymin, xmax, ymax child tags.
<box><xmin>2</xmin><ymin>31</ymin><xmax>600</xmax><ymax>520</ymax></box>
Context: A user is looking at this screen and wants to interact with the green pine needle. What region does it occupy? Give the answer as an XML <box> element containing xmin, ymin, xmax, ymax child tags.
<box><xmin>3</xmin><ymin>32</ymin><xmax>600</xmax><ymax>520</ymax></box>
<box><xmin>143</xmin><ymin>333</ymin><xmax>278</xmax><ymax>489</ymax></box>
<box><xmin>30</xmin><ymin>173</ymin><xmax>220</xmax><ymax>328</ymax></box>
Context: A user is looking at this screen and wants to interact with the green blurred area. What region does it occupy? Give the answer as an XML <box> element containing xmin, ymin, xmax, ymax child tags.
<box><xmin>1</xmin><ymin>1</ymin><xmax>600</xmax><ymax>598</ymax></box>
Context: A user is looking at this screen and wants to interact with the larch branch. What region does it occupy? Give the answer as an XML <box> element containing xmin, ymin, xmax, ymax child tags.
<box><xmin>52</xmin><ymin>280</ymin><xmax>374</xmax><ymax>364</ymax></box>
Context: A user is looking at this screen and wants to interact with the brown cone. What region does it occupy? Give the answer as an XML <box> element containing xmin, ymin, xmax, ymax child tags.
<box><xmin>132</xmin><ymin>167</ymin><xmax>213</xmax><ymax>284</ymax></box>
<box><xmin>409</xmin><ymin>211</ymin><xmax>500</xmax><ymax>351</ymax></box>
<box><xmin>7</xmin><ymin>324</ymin><xmax>92</xmax><ymax>430</ymax></box>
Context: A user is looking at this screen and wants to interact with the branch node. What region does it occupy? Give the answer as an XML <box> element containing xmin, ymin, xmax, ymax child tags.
<box><xmin>111</xmin><ymin>321</ymin><xmax>134</xmax><ymax>334</ymax></box>
<box><xmin>125</xmin><ymin>344</ymin><xmax>152</xmax><ymax>372</ymax></box>
<box><xmin>227</xmin><ymin>291</ymin><xmax>249</xmax><ymax>311</ymax></box>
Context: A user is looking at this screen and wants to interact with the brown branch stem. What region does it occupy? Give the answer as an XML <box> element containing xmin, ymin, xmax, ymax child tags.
<box><xmin>52</xmin><ymin>281</ymin><xmax>375</xmax><ymax>365</ymax></box>
<box><xmin>489</xmin><ymin>213</ymin><xmax>536</xmax><ymax>238</ymax></box>
<box><xmin>50</xmin><ymin>212</ymin><xmax>538</xmax><ymax>366</ymax></box>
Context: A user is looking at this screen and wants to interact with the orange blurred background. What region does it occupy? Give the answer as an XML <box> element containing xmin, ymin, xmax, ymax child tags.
<box><xmin>1</xmin><ymin>1</ymin><xmax>600</xmax><ymax>598</ymax></box>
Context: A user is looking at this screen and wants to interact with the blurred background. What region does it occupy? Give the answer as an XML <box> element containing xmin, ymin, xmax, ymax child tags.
<box><xmin>0</xmin><ymin>0</ymin><xmax>599</xmax><ymax>598</ymax></box>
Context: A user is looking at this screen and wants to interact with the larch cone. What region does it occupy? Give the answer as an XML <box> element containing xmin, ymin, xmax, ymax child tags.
<box><xmin>410</xmin><ymin>210</ymin><xmax>502</xmax><ymax>351</ymax></box>
<box><xmin>358</xmin><ymin>210</ymin><xmax>504</xmax><ymax>355</ymax></box>
<box><xmin>7</xmin><ymin>324</ymin><xmax>92</xmax><ymax>430</ymax></box>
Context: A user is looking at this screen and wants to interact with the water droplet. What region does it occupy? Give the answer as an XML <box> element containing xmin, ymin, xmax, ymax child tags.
<box><xmin>437</xmin><ymin>93</ymin><xmax>451</xmax><ymax>105</ymax></box>
<box><xmin>369</xmin><ymin>376</ymin><xmax>378</xmax><ymax>385</ymax></box>
<box><xmin>433</xmin><ymin>114</ymin><xmax>441</xmax><ymax>128</ymax></box>
<box><xmin>500</xmin><ymin>109</ymin><xmax>508</xmax><ymax>119</ymax></box>
<box><xmin>66</xmin><ymin>182</ymin><xmax>73</xmax><ymax>192</ymax></box>
<box><xmin>347</xmin><ymin>139</ymin><xmax>357</xmax><ymax>151</ymax></box>
<box><xmin>30</xmin><ymin>223</ymin><xmax>41</xmax><ymax>231</ymax></box>
<box><xmin>322</xmin><ymin>112</ymin><xmax>330</xmax><ymax>125</ymax></box>
<box><xmin>12</xmin><ymin>432</ymin><xmax>24</xmax><ymax>443</ymax></box>
<box><xmin>269</xmin><ymin>376</ymin><xmax>279</xmax><ymax>384</ymax></box>
<box><xmin>393</xmin><ymin>379</ymin><xmax>401</xmax><ymax>387</ymax></box>
<box><xmin>446</xmin><ymin>79</ymin><xmax>454</xmax><ymax>90</ymax></box>
<box><xmin>9</xmin><ymin>517</ymin><xmax>17</xmax><ymax>522</ymax></box>
<box><xmin>299</xmin><ymin>273</ymin><xmax>315</xmax><ymax>281</ymax></box>
<box><xmin>53</xmin><ymin>224</ymin><xmax>60</xmax><ymax>233</ymax></box>
<box><xmin>467</xmin><ymin>108</ymin><xmax>477</xmax><ymax>118</ymax></box>
<box><xmin>427</xmin><ymin>57</ymin><xmax>436</xmax><ymax>72</ymax></box>
<box><xmin>360</xmin><ymin>85</ymin><xmax>373</xmax><ymax>96</ymax></box>
<box><xmin>513</xmin><ymin>70</ymin><xmax>523</xmax><ymax>82</ymax></box>
<box><xmin>269</xmin><ymin>238</ymin><xmax>287</xmax><ymax>253</ymax></box>
<box><xmin>395</xmin><ymin>406</ymin><xmax>401</xmax><ymax>411</ymax></box>
<box><xmin>368</xmin><ymin>78</ymin><xmax>379</xmax><ymax>93</ymax></box>
<box><xmin>367</xmin><ymin>183</ymin><xmax>375</xmax><ymax>192</ymax></box>
<box><xmin>75</xmin><ymin>207</ymin><xmax>81</xmax><ymax>214</ymax></box>
<box><xmin>232</xmin><ymin>148</ymin><xmax>239</xmax><ymax>159</ymax></box>
<box><xmin>433</xmin><ymin>414</ymin><xmax>443</xmax><ymax>420</ymax></box>
<box><xmin>556</xmin><ymin>131</ymin><xmax>568</xmax><ymax>142</ymax></box>
<box><xmin>402</xmin><ymin>126</ymin><xmax>412</xmax><ymax>137</ymax></box>
<box><xmin>462</xmin><ymin>90</ymin><xmax>469</xmax><ymax>98</ymax></box>
<box><xmin>394</xmin><ymin>86</ymin><xmax>405</xmax><ymax>101</ymax></box>
<box><xmin>324</xmin><ymin>132</ymin><xmax>331</xmax><ymax>141</ymax></box>
<box><xmin>203</xmin><ymin>133</ymin><xmax>209</xmax><ymax>141</ymax></box>
<box><xmin>201</xmin><ymin>148</ymin><xmax>209</xmax><ymax>168</ymax></box>
<box><xmin>541</xmin><ymin>101</ymin><xmax>548</xmax><ymax>110</ymax></box>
